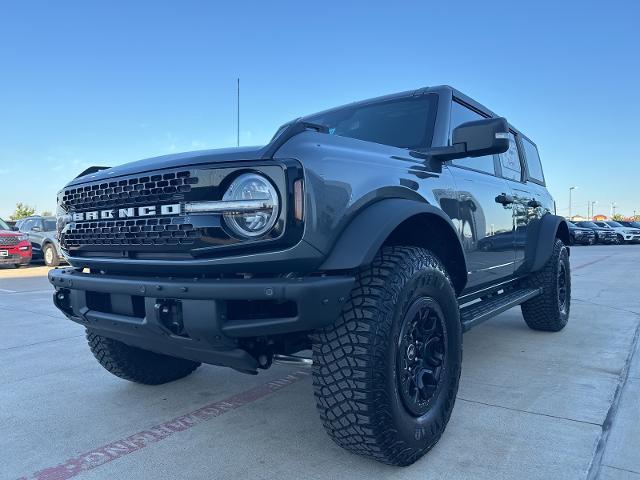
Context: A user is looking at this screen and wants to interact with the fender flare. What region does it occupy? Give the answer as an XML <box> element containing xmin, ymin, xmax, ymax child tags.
<box><xmin>520</xmin><ymin>214</ymin><xmax>570</xmax><ymax>273</ymax></box>
<box><xmin>319</xmin><ymin>198</ymin><xmax>466</xmax><ymax>278</ymax></box>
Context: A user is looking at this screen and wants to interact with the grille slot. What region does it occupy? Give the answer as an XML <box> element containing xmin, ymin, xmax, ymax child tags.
<box><xmin>61</xmin><ymin>170</ymin><xmax>198</xmax><ymax>210</ymax></box>
<box><xmin>0</xmin><ymin>236</ymin><xmax>20</xmax><ymax>247</ymax></box>
<box><xmin>61</xmin><ymin>217</ymin><xmax>201</xmax><ymax>248</ymax></box>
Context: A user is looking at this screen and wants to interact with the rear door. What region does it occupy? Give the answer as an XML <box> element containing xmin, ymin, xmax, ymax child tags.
<box><xmin>447</xmin><ymin>100</ymin><xmax>517</xmax><ymax>290</ymax></box>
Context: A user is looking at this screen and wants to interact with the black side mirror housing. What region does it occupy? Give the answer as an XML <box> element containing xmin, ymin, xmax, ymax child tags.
<box><xmin>452</xmin><ymin>117</ymin><xmax>510</xmax><ymax>158</ymax></box>
<box><xmin>411</xmin><ymin>117</ymin><xmax>510</xmax><ymax>162</ymax></box>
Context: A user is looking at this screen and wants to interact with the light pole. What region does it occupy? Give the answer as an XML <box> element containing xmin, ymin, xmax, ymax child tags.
<box><xmin>591</xmin><ymin>201</ymin><xmax>597</xmax><ymax>220</ymax></box>
<box><xmin>569</xmin><ymin>186</ymin><xmax>577</xmax><ymax>220</ymax></box>
<box><xmin>611</xmin><ymin>201</ymin><xmax>616</xmax><ymax>218</ymax></box>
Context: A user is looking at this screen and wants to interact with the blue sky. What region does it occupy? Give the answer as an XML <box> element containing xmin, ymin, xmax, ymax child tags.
<box><xmin>1</xmin><ymin>1</ymin><xmax>638</xmax><ymax>218</ymax></box>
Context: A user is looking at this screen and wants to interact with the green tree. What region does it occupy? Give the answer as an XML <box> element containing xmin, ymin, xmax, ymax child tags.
<box><xmin>41</xmin><ymin>210</ymin><xmax>53</xmax><ymax>217</ymax></box>
<box><xmin>10</xmin><ymin>203</ymin><xmax>36</xmax><ymax>220</ymax></box>
<box><xmin>612</xmin><ymin>213</ymin><xmax>625</xmax><ymax>221</ymax></box>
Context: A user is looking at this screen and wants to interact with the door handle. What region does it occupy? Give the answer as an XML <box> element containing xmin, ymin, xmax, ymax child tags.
<box><xmin>528</xmin><ymin>199</ymin><xmax>542</xmax><ymax>208</ymax></box>
<box><xmin>495</xmin><ymin>193</ymin><xmax>515</xmax><ymax>205</ymax></box>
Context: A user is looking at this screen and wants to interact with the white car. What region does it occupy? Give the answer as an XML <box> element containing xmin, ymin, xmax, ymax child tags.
<box><xmin>594</xmin><ymin>221</ymin><xmax>640</xmax><ymax>244</ymax></box>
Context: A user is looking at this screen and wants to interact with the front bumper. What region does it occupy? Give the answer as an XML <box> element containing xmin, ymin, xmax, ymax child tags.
<box><xmin>0</xmin><ymin>244</ymin><xmax>32</xmax><ymax>265</ymax></box>
<box><xmin>49</xmin><ymin>268</ymin><xmax>354</xmax><ymax>372</ymax></box>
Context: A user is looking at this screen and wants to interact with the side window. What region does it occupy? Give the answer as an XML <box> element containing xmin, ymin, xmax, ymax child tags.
<box><xmin>20</xmin><ymin>219</ymin><xmax>36</xmax><ymax>232</ymax></box>
<box><xmin>449</xmin><ymin>101</ymin><xmax>496</xmax><ymax>175</ymax></box>
<box><xmin>498</xmin><ymin>133</ymin><xmax>522</xmax><ymax>182</ymax></box>
<box><xmin>521</xmin><ymin>137</ymin><xmax>545</xmax><ymax>184</ymax></box>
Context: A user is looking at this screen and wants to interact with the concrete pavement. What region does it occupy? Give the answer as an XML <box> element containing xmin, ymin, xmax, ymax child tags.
<box><xmin>1</xmin><ymin>245</ymin><xmax>639</xmax><ymax>479</ymax></box>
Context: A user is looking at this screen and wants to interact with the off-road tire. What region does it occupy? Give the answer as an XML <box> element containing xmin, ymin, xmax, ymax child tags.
<box><xmin>521</xmin><ymin>239</ymin><xmax>570</xmax><ymax>332</ymax></box>
<box><xmin>43</xmin><ymin>243</ymin><xmax>60</xmax><ymax>267</ymax></box>
<box><xmin>87</xmin><ymin>330</ymin><xmax>201</xmax><ymax>385</ymax></box>
<box><xmin>311</xmin><ymin>246</ymin><xmax>462</xmax><ymax>466</ymax></box>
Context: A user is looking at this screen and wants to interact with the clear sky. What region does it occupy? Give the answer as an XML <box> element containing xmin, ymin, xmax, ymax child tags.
<box><xmin>1</xmin><ymin>1</ymin><xmax>638</xmax><ymax>219</ymax></box>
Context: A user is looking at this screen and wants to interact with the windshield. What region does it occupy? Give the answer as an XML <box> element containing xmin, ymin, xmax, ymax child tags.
<box><xmin>579</xmin><ymin>222</ymin><xmax>598</xmax><ymax>228</ymax></box>
<box><xmin>0</xmin><ymin>218</ymin><xmax>10</xmax><ymax>230</ymax></box>
<box><xmin>44</xmin><ymin>219</ymin><xmax>57</xmax><ymax>231</ymax></box>
<box><xmin>305</xmin><ymin>94</ymin><xmax>437</xmax><ymax>150</ymax></box>
<box><xmin>606</xmin><ymin>221</ymin><xmax>623</xmax><ymax>228</ymax></box>
<box><xmin>566</xmin><ymin>221</ymin><xmax>576</xmax><ymax>227</ymax></box>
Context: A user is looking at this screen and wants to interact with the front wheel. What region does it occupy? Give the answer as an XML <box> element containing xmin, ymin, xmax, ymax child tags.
<box><xmin>521</xmin><ymin>239</ymin><xmax>571</xmax><ymax>331</ymax></box>
<box><xmin>311</xmin><ymin>246</ymin><xmax>462</xmax><ymax>466</ymax></box>
<box><xmin>43</xmin><ymin>244</ymin><xmax>60</xmax><ymax>267</ymax></box>
<box><xmin>616</xmin><ymin>234</ymin><xmax>625</xmax><ymax>245</ymax></box>
<box><xmin>87</xmin><ymin>330</ymin><xmax>201</xmax><ymax>384</ymax></box>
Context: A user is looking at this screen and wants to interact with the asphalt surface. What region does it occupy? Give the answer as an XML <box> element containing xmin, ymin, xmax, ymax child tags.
<box><xmin>1</xmin><ymin>246</ymin><xmax>639</xmax><ymax>480</ymax></box>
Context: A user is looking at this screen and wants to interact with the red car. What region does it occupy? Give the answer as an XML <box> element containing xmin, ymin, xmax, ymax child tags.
<box><xmin>0</xmin><ymin>218</ymin><xmax>32</xmax><ymax>268</ymax></box>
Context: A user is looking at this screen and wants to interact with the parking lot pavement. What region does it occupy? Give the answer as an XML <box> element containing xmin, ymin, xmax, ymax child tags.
<box><xmin>1</xmin><ymin>245</ymin><xmax>639</xmax><ymax>480</ymax></box>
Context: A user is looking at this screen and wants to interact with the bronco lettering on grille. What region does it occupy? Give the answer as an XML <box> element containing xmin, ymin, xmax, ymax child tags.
<box><xmin>71</xmin><ymin>204</ymin><xmax>181</xmax><ymax>222</ymax></box>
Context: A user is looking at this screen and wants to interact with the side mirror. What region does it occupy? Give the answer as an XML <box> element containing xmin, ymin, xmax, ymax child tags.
<box><xmin>452</xmin><ymin>117</ymin><xmax>510</xmax><ymax>158</ymax></box>
<box><xmin>411</xmin><ymin>117</ymin><xmax>510</xmax><ymax>162</ymax></box>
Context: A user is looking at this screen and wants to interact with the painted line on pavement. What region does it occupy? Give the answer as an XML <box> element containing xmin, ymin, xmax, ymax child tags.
<box><xmin>17</xmin><ymin>370</ymin><xmax>310</xmax><ymax>480</ymax></box>
<box><xmin>0</xmin><ymin>288</ymin><xmax>17</xmax><ymax>293</ymax></box>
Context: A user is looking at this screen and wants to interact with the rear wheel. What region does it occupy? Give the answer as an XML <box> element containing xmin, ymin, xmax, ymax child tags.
<box><xmin>521</xmin><ymin>239</ymin><xmax>570</xmax><ymax>331</ymax></box>
<box><xmin>87</xmin><ymin>330</ymin><xmax>201</xmax><ymax>385</ymax></box>
<box><xmin>43</xmin><ymin>244</ymin><xmax>60</xmax><ymax>267</ymax></box>
<box><xmin>311</xmin><ymin>246</ymin><xmax>462</xmax><ymax>466</ymax></box>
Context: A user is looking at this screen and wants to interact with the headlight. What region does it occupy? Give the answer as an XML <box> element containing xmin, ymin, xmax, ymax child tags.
<box><xmin>17</xmin><ymin>234</ymin><xmax>29</xmax><ymax>241</ymax></box>
<box><xmin>222</xmin><ymin>173</ymin><xmax>279</xmax><ymax>238</ymax></box>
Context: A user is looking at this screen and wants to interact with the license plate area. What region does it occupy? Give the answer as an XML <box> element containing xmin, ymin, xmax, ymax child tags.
<box><xmin>0</xmin><ymin>250</ymin><xmax>8</xmax><ymax>257</ymax></box>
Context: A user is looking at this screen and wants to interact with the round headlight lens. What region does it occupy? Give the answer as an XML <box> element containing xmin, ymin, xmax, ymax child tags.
<box><xmin>222</xmin><ymin>173</ymin><xmax>279</xmax><ymax>238</ymax></box>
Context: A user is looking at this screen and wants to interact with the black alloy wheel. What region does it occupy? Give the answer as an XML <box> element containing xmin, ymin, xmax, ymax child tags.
<box><xmin>397</xmin><ymin>297</ymin><xmax>447</xmax><ymax>416</ymax></box>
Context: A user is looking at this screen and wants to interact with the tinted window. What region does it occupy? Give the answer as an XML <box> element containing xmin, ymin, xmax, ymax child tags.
<box><xmin>521</xmin><ymin>137</ymin><xmax>544</xmax><ymax>183</ymax></box>
<box><xmin>44</xmin><ymin>219</ymin><xmax>57</xmax><ymax>231</ymax></box>
<box><xmin>606</xmin><ymin>221</ymin><xmax>623</xmax><ymax>228</ymax></box>
<box><xmin>305</xmin><ymin>95</ymin><xmax>436</xmax><ymax>150</ymax></box>
<box><xmin>20</xmin><ymin>218</ymin><xmax>37</xmax><ymax>231</ymax></box>
<box><xmin>567</xmin><ymin>221</ymin><xmax>576</xmax><ymax>227</ymax></box>
<box><xmin>578</xmin><ymin>222</ymin><xmax>598</xmax><ymax>228</ymax></box>
<box><xmin>448</xmin><ymin>101</ymin><xmax>495</xmax><ymax>174</ymax></box>
<box><xmin>0</xmin><ymin>218</ymin><xmax>10</xmax><ymax>230</ymax></box>
<box><xmin>498</xmin><ymin>133</ymin><xmax>522</xmax><ymax>181</ymax></box>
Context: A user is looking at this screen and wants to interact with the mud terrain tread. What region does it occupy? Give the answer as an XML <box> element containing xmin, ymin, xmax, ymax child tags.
<box><xmin>87</xmin><ymin>330</ymin><xmax>200</xmax><ymax>385</ymax></box>
<box><xmin>521</xmin><ymin>239</ymin><xmax>570</xmax><ymax>332</ymax></box>
<box><xmin>311</xmin><ymin>246</ymin><xmax>461</xmax><ymax>466</ymax></box>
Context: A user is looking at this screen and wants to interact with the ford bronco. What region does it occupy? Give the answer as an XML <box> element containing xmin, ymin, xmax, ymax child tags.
<box><xmin>50</xmin><ymin>85</ymin><xmax>571</xmax><ymax>466</ymax></box>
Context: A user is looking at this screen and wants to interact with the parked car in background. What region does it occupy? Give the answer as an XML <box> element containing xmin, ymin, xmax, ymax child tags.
<box><xmin>618</xmin><ymin>220</ymin><xmax>640</xmax><ymax>230</ymax></box>
<box><xmin>566</xmin><ymin>221</ymin><xmax>595</xmax><ymax>245</ymax></box>
<box><xmin>0</xmin><ymin>218</ymin><xmax>32</xmax><ymax>267</ymax></box>
<box><xmin>16</xmin><ymin>216</ymin><xmax>63</xmax><ymax>266</ymax></box>
<box><xmin>575</xmin><ymin>221</ymin><xmax>617</xmax><ymax>244</ymax></box>
<box><xmin>594</xmin><ymin>221</ymin><xmax>640</xmax><ymax>244</ymax></box>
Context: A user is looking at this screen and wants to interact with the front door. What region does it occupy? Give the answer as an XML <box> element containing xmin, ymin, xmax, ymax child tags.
<box><xmin>447</xmin><ymin>100</ymin><xmax>516</xmax><ymax>291</ymax></box>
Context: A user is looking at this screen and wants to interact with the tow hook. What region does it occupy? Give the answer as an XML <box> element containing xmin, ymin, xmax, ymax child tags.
<box><xmin>155</xmin><ymin>300</ymin><xmax>186</xmax><ymax>336</ymax></box>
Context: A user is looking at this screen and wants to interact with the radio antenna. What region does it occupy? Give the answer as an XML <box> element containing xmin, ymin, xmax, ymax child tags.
<box><xmin>236</xmin><ymin>78</ymin><xmax>240</xmax><ymax>147</ymax></box>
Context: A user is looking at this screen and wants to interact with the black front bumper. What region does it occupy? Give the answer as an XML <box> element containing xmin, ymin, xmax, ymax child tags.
<box><xmin>49</xmin><ymin>268</ymin><xmax>354</xmax><ymax>372</ymax></box>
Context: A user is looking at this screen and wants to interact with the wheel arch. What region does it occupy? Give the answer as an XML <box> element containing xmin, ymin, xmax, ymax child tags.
<box><xmin>519</xmin><ymin>214</ymin><xmax>570</xmax><ymax>273</ymax></box>
<box><xmin>319</xmin><ymin>199</ymin><xmax>468</xmax><ymax>294</ymax></box>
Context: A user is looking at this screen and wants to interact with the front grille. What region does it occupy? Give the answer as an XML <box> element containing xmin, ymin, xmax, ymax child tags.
<box><xmin>0</xmin><ymin>236</ymin><xmax>20</xmax><ymax>247</ymax></box>
<box><xmin>60</xmin><ymin>170</ymin><xmax>198</xmax><ymax>211</ymax></box>
<box><xmin>61</xmin><ymin>216</ymin><xmax>202</xmax><ymax>248</ymax></box>
<box><xmin>56</xmin><ymin>161</ymin><xmax>300</xmax><ymax>262</ymax></box>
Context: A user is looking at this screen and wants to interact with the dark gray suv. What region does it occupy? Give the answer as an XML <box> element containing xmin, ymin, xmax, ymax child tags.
<box><xmin>17</xmin><ymin>216</ymin><xmax>63</xmax><ymax>266</ymax></box>
<box><xmin>49</xmin><ymin>85</ymin><xmax>570</xmax><ymax>466</ymax></box>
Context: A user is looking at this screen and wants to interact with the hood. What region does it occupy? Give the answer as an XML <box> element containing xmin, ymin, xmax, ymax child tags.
<box><xmin>66</xmin><ymin>145</ymin><xmax>267</xmax><ymax>187</ymax></box>
<box><xmin>0</xmin><ymin>230</ymin><xmax>20</xmax><ymax>236</ymax></box>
